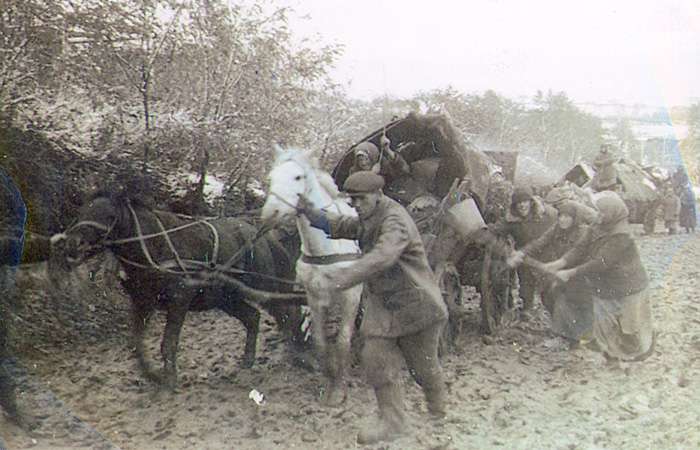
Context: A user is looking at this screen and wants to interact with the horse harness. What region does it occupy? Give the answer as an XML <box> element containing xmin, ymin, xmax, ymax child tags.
<box><xmin>267</xmin><ymin>189</ymin><xmax>361</xmax><ymax>266</ymax></box>
<box><xmin>71</xmin><ymin>204</ymin><xmax>302</xmax><ymax>289</ymax></box>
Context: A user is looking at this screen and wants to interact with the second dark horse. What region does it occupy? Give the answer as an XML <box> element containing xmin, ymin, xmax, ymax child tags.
<box><xmin>54</xmin><ymin>192</ymin><xmax>304</xmax><ymax>387</ymax></box>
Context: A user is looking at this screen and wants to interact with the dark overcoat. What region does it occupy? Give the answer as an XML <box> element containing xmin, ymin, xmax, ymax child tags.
<box><xmin>330</xmin><ymin>195</ymin><xmax>447</xmax><ymax>338</ymax></box>
<box><xmin>0</xmin><ymin>166</ymin><xmax>26</xmax><ymax>267</ymax></box>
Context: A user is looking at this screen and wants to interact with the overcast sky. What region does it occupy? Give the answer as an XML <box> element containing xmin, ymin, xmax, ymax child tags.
<box><xmin>286</xmin><ymin>0</ymin><xmax>700</xmax><ymax>108</ymax></box>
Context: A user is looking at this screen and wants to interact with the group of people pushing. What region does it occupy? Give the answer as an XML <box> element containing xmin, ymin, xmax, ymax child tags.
<box><xmin>497</xmin><ymin>184</ymin><xmax>653</xmax><ymax>362</ymax></box>
<box><xmin>296</xmin><ymin>138</ymin><xmax>655</xmax><ymax>444</ymax></box>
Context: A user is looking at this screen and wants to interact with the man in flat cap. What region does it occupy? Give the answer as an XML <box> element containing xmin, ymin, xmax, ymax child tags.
<box><xmin>298</xmin><ymin>170</ymin><xmax>448</xmax><ymax>445</ymax></box>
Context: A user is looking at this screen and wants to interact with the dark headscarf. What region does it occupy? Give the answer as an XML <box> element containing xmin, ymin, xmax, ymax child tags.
<box><xmin>595</xmin><ymin>191</ymin><xmax>630</xmax><ymax>236</ymax></box>
<box><xmin>557</xmin><ymin>200</ymin><xmax>579</xmax><ymax>223</ymax></box>
<box><xmin>353</xmin><ymin>142</ymin><xmax>380</xmax><ymax>164</ymax></box>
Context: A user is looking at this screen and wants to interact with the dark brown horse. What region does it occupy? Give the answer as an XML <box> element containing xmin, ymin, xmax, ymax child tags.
<box><xmin>53</xmin><ymin>193</ymin><xmax>305</xmax><ymax>387</ymax></box>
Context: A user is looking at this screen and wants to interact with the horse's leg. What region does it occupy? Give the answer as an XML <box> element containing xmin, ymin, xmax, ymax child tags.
<box><xmin>313</xmin><ymin>306</ymin><xmax>329</xmax><ymax>371</ymax></box>
<box><xmin>131</xmin><ymin>299</ymin><xmax>158</xmax><ymax>383</ymax></box>
<box><xmin>219</xmin><ymin>296</ymin><xmax>260</xmax><ymax>369</ymax></box>
<box><xmin>310</xmin><ymin>297</ymin><xmax>340</xmax><ymax>404</ymax></box>
<box><xmin>160</xmin><ymin>292</ymin><xmax>190</xmax><ymax>388</ymax></box>
<box><xmin>336</xmin><ymin>289</ymin><xmax>359</xmax><ymax>381</ymax></box>
<box><xmin>327</xmin><ymin>287</ymin><xmax>360</xmax><ymax>405</ymax></box>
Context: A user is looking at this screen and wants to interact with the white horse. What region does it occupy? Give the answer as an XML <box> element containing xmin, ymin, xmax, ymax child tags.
<box><xmin>261</xmin><ymin>145</ymin><xmax>362</xmax><ymax>404</ymax></box>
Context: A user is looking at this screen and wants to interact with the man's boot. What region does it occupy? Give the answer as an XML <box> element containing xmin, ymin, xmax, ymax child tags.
<box><xmin>357</xmin><ymin>385</ymin><xmax>405</xmax><ymax>445</ymax></box>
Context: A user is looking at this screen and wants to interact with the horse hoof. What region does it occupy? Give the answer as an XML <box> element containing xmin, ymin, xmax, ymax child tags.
<box><xmin>239</xmin><ymin>357</ymin><xmax>255</xmax><ymax>369</ymax></box>
<box><xmin>159</xmin><ymin>368</ymin><xmax>178</xmax><ymax>389</ymax></box>
<box><xmin>140</xmin><ymin>369</ymin><xmax>161</xmax><ymax>385</ymax></box>
<box><xmin>320</xmin><ymin>386</ymin><xmax>346</xmax><ymax>406</ymax></box>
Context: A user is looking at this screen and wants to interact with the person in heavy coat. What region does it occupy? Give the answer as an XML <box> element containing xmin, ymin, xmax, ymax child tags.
<box><xmin>544</xmin><ymin>191</ymin><xmax>654</xmax><ymax>362</ymax></box>
<box><xmin>347</xmin><ymin>137</ymin><xmax>409</xmax><ymax>180</ymax></box>
<box><xmin>492</xmin><ymin>186</ymin><xmax>557</xmax><ymax>312</ymax></box>
<box><xmin>589</xmin><ymin>144</ymin><xmax>623</xmax><ymax>193</ymax></box>
<box><xmin>679</xmin><ymin>185</ymin><xmax>697</xmax><ymax>233</ymax></box>
<box><xmin>0</xmin><ymin>164</ymin><xmax>27</xmax><ymax>425</ymax></box>
<box><xmin>510</xmin><ymin>200</ymin><xmax>597</xmax><ymax>341</ymax></box>
<box><xmin>663</xmin><ymin>187</ymin><xmax>681</xmax><ymax>235</ymax></box>
<box><xmin>299</xmin><ymin>171</ymin><xmax>448</xmax><ymax>445</ymax></box>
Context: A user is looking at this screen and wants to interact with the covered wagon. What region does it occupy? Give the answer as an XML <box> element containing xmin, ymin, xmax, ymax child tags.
<box><xmin>332</xmin><ymin>112</ymin><xmax>516</xmax><ymax>339</ymax></box>
<box><xmin>557</xmin><ymin>146</ymin><xmax>664</xmax><ymax>232</ymax></box>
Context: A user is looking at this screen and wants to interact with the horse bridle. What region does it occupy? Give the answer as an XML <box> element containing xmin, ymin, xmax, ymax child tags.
<box><xmin>72</xmin><ymin>203</ymin><xmax>302</xmax><ymax>289</ymax></box>
<box><xmin>66</xmin><ymin>219</ymin><xmax>114</xmax><ymax>236</ymax></box>
<box><xmin>267</xmin><ymin>190</ymin><xmax>302</xmax><ymax>212</ymax></box>
<box><xmin>64</xmin><ymin>192</ymin><xmax>313</xmax><ymax>289</ymax></box>
<box><xmin>267</xmin><ymin>162</ymin><xmax>360</xmax><ymax>266</ymax></box>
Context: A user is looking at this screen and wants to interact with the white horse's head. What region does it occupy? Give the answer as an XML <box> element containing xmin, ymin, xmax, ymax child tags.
<box><xmin>262</xmin><ymin>145</ymin><xmax>328</xmax><ymax>227</ymax></box>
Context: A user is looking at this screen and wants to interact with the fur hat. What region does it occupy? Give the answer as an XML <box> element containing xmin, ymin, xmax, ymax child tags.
<box><xmin>511</xmin><ymin>186</ymin><xmax>534</xmax><ymax>204</ymax></box>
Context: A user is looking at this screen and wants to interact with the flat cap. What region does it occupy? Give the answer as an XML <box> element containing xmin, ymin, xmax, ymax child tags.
<box><xmin>343</xmin><ymin>171</ymin><xmax>385</xmax><ymax>194</ymax></box>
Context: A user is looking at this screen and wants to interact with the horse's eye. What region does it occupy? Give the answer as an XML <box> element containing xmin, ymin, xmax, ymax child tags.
<box><xmin>295</xmin><ymin>175</ymin><xmax>303</xmax><ymax>181</ymax></box>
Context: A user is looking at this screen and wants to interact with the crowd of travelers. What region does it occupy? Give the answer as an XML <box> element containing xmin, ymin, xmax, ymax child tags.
<box><xmin>0</xmin><ymin>135</ymin><xmax>694</xmax><ymax>446</ymax></box>
<box><xmin>293</xmin><ymin>139</ymin><xmax>678</xmax><ymax>444</ymax></box>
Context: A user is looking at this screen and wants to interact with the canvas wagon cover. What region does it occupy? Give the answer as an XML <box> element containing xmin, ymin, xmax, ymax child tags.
<box><xmin>332</xmin><ymin>113</ymin><xmax>495</xmax><ymax>205</ymax></box>
<box><xmin>607</xmin><ymin>159</ymin><xmax>659</xmax><ymax>201</ymax></box>
<box><xmin>559</xmin><ymin>159</ymin><xmax>659</xmax><ymax>202</ymax></box>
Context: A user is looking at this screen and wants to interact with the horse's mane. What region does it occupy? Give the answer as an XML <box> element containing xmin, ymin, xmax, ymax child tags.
<box><xmin>88</xmin><ymin>188</ymin><xmax>156</xmax><ymax>210</ymax></box>
<box><xmin>85</xmin><ymin>167</ymin><xmax>162</xmax><ymax>211</ymax></box>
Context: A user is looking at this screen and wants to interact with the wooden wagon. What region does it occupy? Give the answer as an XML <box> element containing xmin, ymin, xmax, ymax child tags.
<box><xmin>556</xmin><ymin>155</ymin><xmax>664</xmax><ymax>233</ymax></box>
<box><xmin>332</xmin><ymin>113</ymin><xmax>517</xmax><ymax>342</ymax></box>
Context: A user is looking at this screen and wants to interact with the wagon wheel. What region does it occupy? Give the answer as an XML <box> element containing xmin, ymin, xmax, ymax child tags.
<box><xmin>480</xmin><ymin>245</ymin><xmax>498</xmax><ymax>335</ymax></box>
<box><xmin>435</xmin><ymin>261</ymin><xmax>462</xmax><ymax>355</ymax></box>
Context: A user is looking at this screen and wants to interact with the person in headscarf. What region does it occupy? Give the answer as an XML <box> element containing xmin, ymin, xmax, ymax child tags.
<box><xmin>543</xmin><ymin>191</ymin><xmax>654</xmax><ymax>361</ymax></box>
<box><xmin>679</xmin><ymin>184</ymin><xmax>697</xmax><ymax>233</ymax></box>
<box><xmin>510</xmin><ymin>200</ymin><xmax>598</xmax><ymax>341</ymax></box>
<box><xmin>348</xmin><ymin>137</ymin><xmax>409</xmax><ymax>180</ymax></box>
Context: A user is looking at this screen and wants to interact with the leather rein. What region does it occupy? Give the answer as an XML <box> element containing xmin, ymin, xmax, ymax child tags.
<box><xmin>71</xmin><ymin>204</ymin><xmax>301</xmax><ymax>288</ymax></box>
<box><xmin>267</xmin><ymin>180</ymin><xmax>360</xmax><ymax>266</ymax></box>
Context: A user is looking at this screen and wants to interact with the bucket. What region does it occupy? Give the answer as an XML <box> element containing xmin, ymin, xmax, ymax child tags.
<box><xmin>443</xmin><ymin>198</ymin><xmax>486</xmax><ymax>240</ymax></box>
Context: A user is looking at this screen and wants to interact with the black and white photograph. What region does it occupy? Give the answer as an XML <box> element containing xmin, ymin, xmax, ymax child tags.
<box><xmin>1</xmin><ymin>0</ymin><xmax>699</xmax><ymax>448</ymax></box>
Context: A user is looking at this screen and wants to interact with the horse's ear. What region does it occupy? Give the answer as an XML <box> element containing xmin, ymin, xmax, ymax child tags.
<box><xmin>273</xmin><ymin>144</ymin><xmax>286</xmax><ymax>159</ymax></box>
<box><xmin>299</xmin><ymin>147</ymin><xmax>320</xmax><ymax>166</ymax></box>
